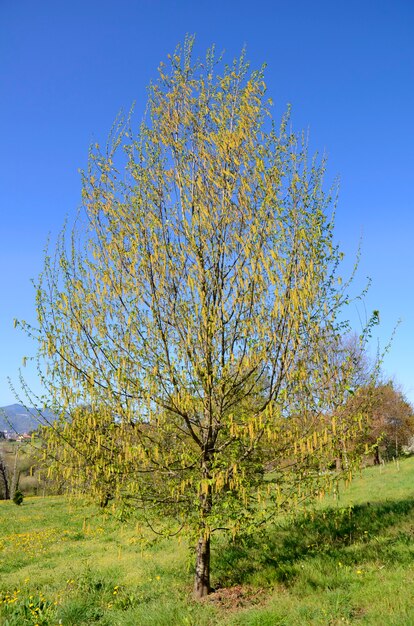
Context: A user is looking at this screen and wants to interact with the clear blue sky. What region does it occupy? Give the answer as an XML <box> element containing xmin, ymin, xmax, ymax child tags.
<box><xmin>1</xmin><ymin>0</ymin><xmax>413</xmax><ymax>406</ymax></box>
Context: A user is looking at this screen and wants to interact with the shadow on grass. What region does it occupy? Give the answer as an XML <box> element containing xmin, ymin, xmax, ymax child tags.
<box><xmin>214</xmin><ymin>497</ymin><xmax>414</xmax><ymax>588</ymax></box>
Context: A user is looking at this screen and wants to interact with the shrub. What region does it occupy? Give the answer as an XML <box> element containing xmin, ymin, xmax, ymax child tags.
<box><xmin>13</xmin><ymin>490</ymin><xmax>24</xmax><ymax>506</ymax></box>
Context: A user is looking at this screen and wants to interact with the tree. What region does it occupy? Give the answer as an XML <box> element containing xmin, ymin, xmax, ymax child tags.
<box><xmin>353</xmin><ymin>382</ymin><xmax>414</xmax><ymax>464</ymax></box>
<box><xmin>0</xmin><ymin>453</ymin><xmax>10</xmax><ymax>500</ymax></box>
<box><xmin>0</xmin><ymin>440</ymin><xmax>41</xmax><ymax>499</ymax></box>
<box><xmin>19</xmin><ymin>39</ymin><xmax>375</xmax><ymax>597</ymax></box>
<box><xmin>327</xmin><ymin>333</ymin><xmax>378</xmax><ymax>471</ymax></box>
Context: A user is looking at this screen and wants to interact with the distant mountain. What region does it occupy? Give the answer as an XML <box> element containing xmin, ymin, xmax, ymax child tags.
<box><xmin>0</xmin><ymin>404</ymin><xmax>57</xmax><ymax>434</ymax></box>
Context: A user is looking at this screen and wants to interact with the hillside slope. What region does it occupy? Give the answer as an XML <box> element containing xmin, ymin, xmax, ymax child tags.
<box><xmin>1</xmin><ymin>458</ymin><xmax>414</xmax><ymax>624</ymax></box>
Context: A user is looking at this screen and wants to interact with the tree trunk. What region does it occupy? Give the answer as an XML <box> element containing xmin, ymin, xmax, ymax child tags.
<box><xmin>194</xmin><ymin>448</ymin><xmax>213</xmax><ymax>599</ymax></box>
<box><xmin>342</xmin><ymin>439</ymin><xmax>349</xmax><ymax>469</ymax></box>
<box><xmin>0</xmin><ymin>459</ymin><xmax>10</xmax><ymax>500</ymax></box>
<box><xmin>10</xmin><ymin>445</ymin><xmax>20</xmax><ymax>500</ymax></box>
<box><xmin>374</xmin><ymin>446</ymin><xmax>381</xmax><ymax>465</ymax></box>
<box><xmin>194</xmin><ymin>534</ymin><xmax>211</xmax><ymax>598</ymax></box>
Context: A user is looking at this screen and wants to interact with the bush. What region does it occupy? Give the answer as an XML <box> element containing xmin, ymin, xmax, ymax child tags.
<box><xmin>13</xmin><ymin>490</ymin><xmax>24</xmax><ymax>506</ymax></box>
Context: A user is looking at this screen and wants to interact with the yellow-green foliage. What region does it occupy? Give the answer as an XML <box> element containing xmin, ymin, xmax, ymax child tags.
<box><xmin>19</xmin><ymin>38</ymin><xmax>374</xmax><ymax>592</ymax></box>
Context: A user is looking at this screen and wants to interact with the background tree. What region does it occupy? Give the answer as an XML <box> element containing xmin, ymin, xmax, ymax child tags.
<box><xmin>0</xmin><ymin>452</ymin><xmax>10</xmax><ymax>500</ymax></box>
<box><xmin>0</xmin><ymin>440</ymin><xmax>39</xmax><ymax>499</ymax></box>
<box><xmin>348</xmin><ymin>382</ymin><xmax>414</xmax><ymax>464</ymax></box>
<box><xmin>327</xmin><ymin>333</ymin><xmax>378</xmax><ymax>471</ymax></box>
<box><xmin>19</xmin><ymin>39</ymin><xmax>376</xmax><ymax>597</ymax></box>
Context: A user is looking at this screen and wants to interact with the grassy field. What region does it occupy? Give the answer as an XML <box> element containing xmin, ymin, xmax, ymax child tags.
<box><xmin>1</xmin><ymin>459</ymin><xmax>414</xmax><ymax>625</ymax></box>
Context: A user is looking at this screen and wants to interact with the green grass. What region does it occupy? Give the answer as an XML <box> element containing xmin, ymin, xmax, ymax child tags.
<box><xmin>1</xmin><ymin>458</ymin><xmax>414</xmax><ymax>624</ymax></box>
